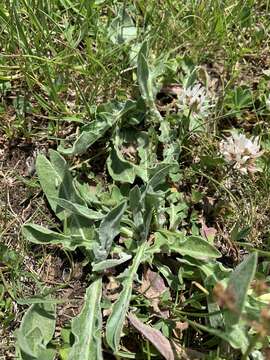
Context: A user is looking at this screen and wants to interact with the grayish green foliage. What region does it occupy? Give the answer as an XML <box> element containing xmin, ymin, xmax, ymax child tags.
<box><xmin>106</xmin><ymin>241</ymin><xmax>148</xmax><ymax>352</ymax></box>
<box><xmin>147</xmin><ymin>231</ymin><xmax>221</xmax><ymax>259</ymax></box>
<box><xmin>51</xmin><ymin>197</ymin><xmax>103</xmax><ymax>220</ymax></box>
<box><xmin>92</xmin><ymin>253</ymin><xmax>132</xmax><ymax>272</ymax></box>
<box><xmin>36</xmin><ymin>150</ymin><xmax>85</xmax><ymax>220</ymax></box>
<box><xmin>68</xmin><ymin>279</ymin><xmax>103</xmax><ymax>360</ymax></box>
<box><xmin>58</xmin><ymin>101</ymin><xmax>136</xmax><ymax>156</ymax></box>
<box><xmin>225</xmin><ymin>252</ymin><xmax>258</xmax><ymax>327</ymax></box>
<box><xmin>22</xmin><ymin>223</ymin><xmax>95</xmax><ymax>250</ymax></box>
<box><xmin>4</xmin><ymin>1</ymin><xmax>268</xmax><ymax>359</ymax></box>
<box><xmin>137</xmin><ymin>41</ymin><xmax>154</xmax><ymax>104</ymax></box>
<box><xmin>107</xmin><ymin>146</ymin><xmax>136</xmax><ymax>183</ymax></box>
<box><xmin>109</xmin><ymin>6</ymin><xmax>137</xmax><ymax>44</ymax></box>
<box><xmin>16</xmin><ymin>302</ymin><xmax>56</xmax><ymax>360</ymax></box>
<box><xmin>94</xmin><ymin>201</ymin><xmax>127</xmax><ymax>260</ymax></box>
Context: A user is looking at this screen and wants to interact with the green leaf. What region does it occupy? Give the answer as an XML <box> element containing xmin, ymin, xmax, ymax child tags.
<box><xmin>109</xmin><ymin>8</ymin><xmax>137</xmax><ymax>44</ymax></box>
<box><xmin>0</xmin><ymin>243</ymin><xmax>20</xmax><ymax>268</ymax></box>
<box><xmin>166</xmin><ymin>203</ymin><xmax>188</xmax><ymax>230</ymax></box>
<box><xmin>174</xmin><ymin>235</ymin><xmax>221</xmax><ymax>258</ymax></box>
<box><xmin>106</xmin><ymin>242</ymin><xmax>148</xmax><ymax>352</ymax></box>
<box><xmin>92</xmin><ymin>253</ymin><xmax>132</xmax><ymax>272</ymax></box>
<box><xmin>16</xmin><ymin>302</ymin><xmax>56</xmax><ymax>360</ymax></box>
<box><xmin>74</xmin><ymin>181</ymin><xmax>100</xmax><ymax>205</ymax></box>
<box><xmin>225</xmin><ymin>252</ymin><xmax>258</xmax><ymax>327</ymax></box>
<box><xmin>58</xmin><ymin>116</ymin><xmax>112</xmax><ymax>156</ymax></box>
<box><xmin>22</xmin><ymin>223</ymin><xmax>94</xmax><ymax>250</ymax></box>
<box><xmin>146</xmin><ymin>231</ymin><xmax>221</xmax><ymax>260</ymax></box>
<box><xmin>58</xmin><ymin>101</ymin><xmax>136</xmax><ymax>156</ymax></box>
<box><xmin>146</xmin><ymin>164</ymin><xmax>171</xmax><ymax>191</ymax></box>
<box><xmin>36</xmin><ymin>150</ymin><xmax>84</xmax><ymax>221</ymax></box>
<box><xmin>137</xmin><ymin>41</ymin><xmax>154</xmax><ymax>104</ymax></box>
<box><xmin>36</xmin><ymin>151</ymin><xmax>98</xmax><ymax>251</ymax></box>
<box><xmin>225</xmin><ymin>86</ymin><xmax>253</xmax><ymax>116</ymax></box>
<box><xmin>51</xmin><ymin>197</ymin><xmax>104</xmax><ymax>221</ymax></box>
<box><xmin>107</xmin><ymin>146</ymin><xmax>136</xmax><ymax>183</ymax></box>
<box><xmin>108</xmin><ymin>129</ymin><xmax>166</xmax><ymax>184</ymax></box>
<box><xmin>111</xmin><ymin>128</ymin><xmax>154</xmax><ymax>182</ymax></box>
<box><xmin>191</xmin><ymin>321</ymin><xmax>249</xmax><ymax>352</ymax></box>
<box><xmin>68</xmin><ymin>278</ymin><xmax>103</xmax><ymax>360</ymax></box>
<box><xmin>94</xmin><ymin>201</ymin><xmax>127</xmax><ymax>260</ymax></box>
<box><xmin>129</xmin><ymin>185</ymin><xmax>144</xmax><ymax>232</ymax></box>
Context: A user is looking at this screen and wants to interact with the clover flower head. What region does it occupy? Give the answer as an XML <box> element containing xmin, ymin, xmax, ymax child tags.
<box><xmin>178</xmin><ymin>83</ymin><xmax>212</xmax><ymax>118</ymax></box>
<box><xmin>219</xmin><ymin>133</ymin><xmax>263</xmax><ymax>174</ymax></box>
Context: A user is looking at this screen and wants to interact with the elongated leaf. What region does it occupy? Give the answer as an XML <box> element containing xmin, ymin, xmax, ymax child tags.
<box><xmin>51</xmin><ymin>197</ymin><xmax>103</xmax><ymax>221</ymax></box>
<box><xmin>137</xmin><ymin>41</ymin><xmax>154</xmax><ymax>104</ymax></box>
<box><xmin>225</xmin><ymin>252</ymin><xmax>257</xmax><ymax>327</ymax></box>
<box><xmin>192</xmin><ymin>321</ymin><xmax>249</xmax><ymax>352</ymax></box>
<box><xmin>109</xmin><ymin>8</ymin><xmax>137</xmax><ymax>44</ymax></box>
<box><xmin>137</xmin><ymin>42</ymin><xmax>162</xmax><ymax>122</ymax></box>
<box><xmin>112</xmin><ymin>128</ymin><xmax>155</xmax><ymax>183</ymax></box>
<box><xmin>167</xmin><ymin>203</ymin><xmax>188</xmax><ymax>230</ymax></box>
<box><xmin>106</xmin><ymin>242</ymin><xmax>147</xmax><ymax>352</ymax></box>
<box><xmin>58</xmin><ymin>117</ymin><xmax>112</xmax><ymax>156</ymax></box>
<box><xmin>146</xmin><ymin>231</ymin><xmax>221</xmax><ymax>260</ymax></box>
<box><xmin>36</xmin><ymin>151</ymin><xmax>97</xmax><ymax>250</ymax></box>
<box><xmin>68</xmin><ymin>278</ymin><xmax>103</xmax><ymax>360</ymax></box>
<box><xmin>94</xmin><ymin>201</ymin><xmax>127</xmax><ymax>260</ymax></box>
<box><xmin>16</xmin><ymin>331</ymin><xmax>56</xmax><ymax>360</ymax></box>
<box><xmin>36</xmin><ymin>150</ymin><xmax>84</xmax><ymax>220</ymax></box>
<box><xmin>129</xmin><ymin>185</ymin><xmax>144</xmax><ymax>232</ymax></box>
<box><xmin>147</xmin><ymin>164</ymin><xmax>171</xmax><ymax>191</ymax></box>
<box><xmin>128</xmin><ymin>314</ymin><xmax>174</xmax><ymax>360</ymax></box>
<box><xmin>58</xmin><ymin>100</ymin><xmax>136</xmax><ymax>156</ymax></box>
<box><xmin>23</xmin><ymin>223</ymin><xmax>94</xmax><ymax>250</ymax></box>
<box><xmin>177</xmin><ymin>235</ymin><xmax>221</xmax><ymax>259</ymax></box>
<box><xmin>92</xmin><ymin>253</ymin><xmax>132</xmax><ymax>272</ymax></box>
<box><xmin>107</xmin><ymin>146</ymin><xmax>136</xmax><ymax>184</ymax></box>
<box><xmin>16</xmin><ymin>302</ymin><xmax>56</xmax><ymax>360</ymax></box>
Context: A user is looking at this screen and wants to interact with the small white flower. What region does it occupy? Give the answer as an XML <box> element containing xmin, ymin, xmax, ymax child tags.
<box><xmin>178</xmin><ymin>83</ymin><xmax>212</xmax><ymax>118</ymax></box>
<box><xmin>219</xmin><ymin>133</ymin><xmax>263</xmax><ymax>174</ymax></box>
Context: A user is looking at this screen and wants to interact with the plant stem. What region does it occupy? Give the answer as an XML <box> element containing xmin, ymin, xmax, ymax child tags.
<box><xmin>241</xmin><ymin>334</ymin><xmax>261</xmax><ymax>360</ymax></box>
